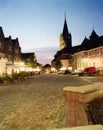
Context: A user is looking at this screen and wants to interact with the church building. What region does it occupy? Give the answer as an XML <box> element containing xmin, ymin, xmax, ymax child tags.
<box><xmin>52</xmin><ymin>16</ymin><xmax>73</xmax><ymax>70</ymax></box>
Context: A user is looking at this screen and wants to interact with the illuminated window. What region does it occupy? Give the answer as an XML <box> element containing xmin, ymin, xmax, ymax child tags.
<box><xmin>88</xmin><ymin>52</ymin><xmax>92</xmax><ymax>57</ymax></box>
<box><xmin>101</xmin><ymin>49</ymin><xmax>103</xmax><ymax>54</ymax></box>
<box><xmin>9</xmin><ymin>46</ymin><xmax>12</xmax><ymax>51</ymax></box>
<box><xmin>15</xmin><ymin>49</ymin><xmax>19</xmax><ymax>54</ymax></box>
<box><xmin>92</xmin><ymin>51</ymin><xmax>95</xmax><ymax>56</ymax></box>
<box><xmin>93</xmin><ymin>62</ymin><xmax>95</xmax><ymax>66</ymax></box>
<box><xmin>95</xmin><ymin>49</ymin><xmax>100</xmax><ymax>55</ymax></box>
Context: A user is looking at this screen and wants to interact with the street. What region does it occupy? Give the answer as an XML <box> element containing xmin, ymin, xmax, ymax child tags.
<box><xmin>0</xmin><ymin>74</ymin><xmax>102</xmax><ymax>130</ymax></box>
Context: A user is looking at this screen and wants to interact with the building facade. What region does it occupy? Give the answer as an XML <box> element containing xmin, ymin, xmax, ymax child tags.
<box><xmin>72</xmin><ymin>30</ymin><xmax>103</xmax><ymax>72</ymax></box>
<box><xmin>0</xmin><ymin>27</ymin><xmax>5</xmax><ymax>58</ymax></box>
<box><xmin>0</xmin><ymin>27</ymin><xmax>21</xmax><ymax>75</ymax></box>
<box><xmin>76</xmin><ymin>47</ymin><xmax>103</xmax><ymax>71</ymax></box>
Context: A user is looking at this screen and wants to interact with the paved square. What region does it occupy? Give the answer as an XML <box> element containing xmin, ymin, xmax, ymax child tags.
<box><xmin>0</xmin><ymin>74</ymin><xmax>95</xmax><ymax>130</ymax></box>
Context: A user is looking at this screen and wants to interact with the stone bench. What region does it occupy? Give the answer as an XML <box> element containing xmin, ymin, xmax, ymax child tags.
<box><xmin>63</xmin><ymin>83</ymin><xmax>103</xmax><ymax>127</ymax></box>
<box><xmin>52</xmin><ymin>125</ymin><xmax>103</xmax><ymax>130</ymax></box>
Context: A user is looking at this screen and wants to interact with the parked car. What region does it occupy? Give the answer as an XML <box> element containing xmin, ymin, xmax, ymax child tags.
<box><xmin>78</xmin><ymin>67</ymin><xmax>96</xmax><ymax>76</ymax></box>
<box><xmin>58</xmin><ymin>70</ymin><xmax>71</xmax><ymax>74</ymax></box>
<box><xmin>58</xmin><ymin>70</ymin><xmax>66</xmax><ymax>74</ymax></box>
<box><xmin>71</xmin><ymin>70</ymin><xmax>81</xmax><ymax>75</ymax></box>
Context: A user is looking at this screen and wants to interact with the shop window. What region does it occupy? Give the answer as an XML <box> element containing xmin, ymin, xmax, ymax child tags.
<box><xmin>96</xmin><ymin>49</ymin><xmax>100</xmax><ymax>55</ymax></box>
<box><xmin>93</xmin><ymin>62</ymin><xmax>95</xmax><ymax>66</ymax></box>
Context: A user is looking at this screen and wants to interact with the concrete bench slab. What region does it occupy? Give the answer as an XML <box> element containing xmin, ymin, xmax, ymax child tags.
<box><xmin>52</xmin><ymin>125</ymin><xmax>103</xmax><ymax>130</ymax></box>
<box><xmin>63</xmin><ymin>83</ymin><xmax>103</xmax><ymax>127</ymax></box>
<box><xmin>63</xmin><ymin>83</ymin><xmax>103</xmax><ymax>103</ymax></box>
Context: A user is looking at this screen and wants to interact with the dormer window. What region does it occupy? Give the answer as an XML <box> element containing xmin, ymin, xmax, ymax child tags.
<box><xmin>9</xmin><ymin>46</ymin><xmax>12</xmax><ymax>51</ymax></box>
<box><xmin>15</xmin><ymin>49</ymin><xmax>19</xmax><ymax>54</ymax></box>
<box><xmin>0</xmin><ymin>42</ymin><xmax>3</xmax><ymax>48</ymax></box>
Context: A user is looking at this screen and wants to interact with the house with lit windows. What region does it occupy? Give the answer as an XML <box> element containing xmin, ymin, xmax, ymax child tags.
<box><xmin>73</xmin><ymin>31</ymin><xmax>103</xmax><ymax>72</ymax></box>
<box><xmin>0</xmin><ymin>26</ymin><xmax>21</xmax><ymax>75</ymax></box>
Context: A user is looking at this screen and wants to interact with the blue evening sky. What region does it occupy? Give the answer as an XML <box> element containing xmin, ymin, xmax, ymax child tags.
<box><xmin>0</xmin><ymin>0</ymin><xmax>103</xmax><ymax>64</ymax></box>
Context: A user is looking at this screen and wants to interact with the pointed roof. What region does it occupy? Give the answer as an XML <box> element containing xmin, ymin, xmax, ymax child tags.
<box><xmin>62</xmin><ymin>15</ymin><xmax>69</xmax><ymax>37</ymax></box>
<box><xmin>80</xmin><ymin>37</ymin><xmax>90</xmax><ymax>51</ymax></box>
<box><xmin>89</xmin><ymin>29</ymin><xmax>98</xmax><ymax>40</ymax></box>
<box><xmin>0</xmin><ymin>26</ymin><xmax>5</xmax><ymax>40</ymax></box>
<box><xmin>21</xmin><ymin>52</ymin><xmax>34</xmax><ymax>61</ymax></box>
<box><xmin>82</xmin><ymin>36</ymin><xmax>89</xmax><ymax>45</ymax></box>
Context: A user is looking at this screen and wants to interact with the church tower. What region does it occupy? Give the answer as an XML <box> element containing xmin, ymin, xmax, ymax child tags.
<box><xmin>59</xmin><ymin>15</ymin><xmax>72</xmax><ymax>50</ymax></box>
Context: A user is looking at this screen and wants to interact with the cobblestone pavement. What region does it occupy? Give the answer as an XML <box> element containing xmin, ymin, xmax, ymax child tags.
<box><xmin>0</xmin><ymin>74</ymin><xmax>101</xmax><ymax>130</ymax></box>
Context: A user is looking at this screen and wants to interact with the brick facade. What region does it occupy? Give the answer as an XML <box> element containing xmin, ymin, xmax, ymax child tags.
<box><xmin>0</xmin><ymin>27</ymin><xmax>5</xmax><ymax>55</ymax></box>
<box><xmin>12</xmin><ymin>38</ymin><xmax>21</xmax><ymax>63</ymax></box>
<box><xmin>0</xmin><ymin>27</ymin><xmax>21</xmax><ymax>62</ymax></box>
<box><xmin>0</xmin><ymin>26</ymin><xmax>21</xmax><ymax>75</ymax></box>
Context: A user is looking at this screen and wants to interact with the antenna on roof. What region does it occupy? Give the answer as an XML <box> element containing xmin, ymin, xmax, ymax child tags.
<box><xmin>93</xmin><ymin>26</ymin><xmax>95</xmax><ymax>31</ymax></box>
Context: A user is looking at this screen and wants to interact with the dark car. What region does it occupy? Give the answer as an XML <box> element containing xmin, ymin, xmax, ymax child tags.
<box><xmin>58</xmin><ymin>69</ymin><xmax>71</xmax><ymax>74</ymax></box>
<box><xmin>78</xmin><ymin>67</ymin><xmax>96</xmax><ymax>76</ymax></box>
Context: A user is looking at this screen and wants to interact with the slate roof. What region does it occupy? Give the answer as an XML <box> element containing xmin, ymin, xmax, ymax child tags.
<box><xmin>60</xmin><ymin>54</ymin><xmax>72</xmax><ymax>60</ymax></box>
<box><xmin>62</xmin><ymin>18</ymin><xmax>69</xmax><ymax>37</ymax></box>
<box><xmin>72</xmin><ymin>30</ymin><xmax>103</xmax><ymax>53</ymax></box>
<box><xmin>21</xmin><ymin>53</ymin><xmax>34</xmax><ymax>61</ymax></box>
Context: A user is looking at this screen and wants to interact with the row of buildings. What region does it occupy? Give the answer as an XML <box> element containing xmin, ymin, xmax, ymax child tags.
<box><xmin>0</xmin><ymin>27</ymin><xmax>37</xmax><ymax>76</ymax></box>
<box><xmin>52</xmin><ymin>17</ymin><xmax>103</xmax><ymax>73</ymax></box>
<box><xmin>1</xmin><ymin>17</ymin><xmax>103</xmax><ymax>75</ymax></box>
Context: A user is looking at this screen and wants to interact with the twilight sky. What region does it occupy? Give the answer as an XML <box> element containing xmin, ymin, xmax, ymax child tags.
<box><xmin>0</xmin><ymin>0</ymin><xmax>103</xmax><ymax>65</ymax></box>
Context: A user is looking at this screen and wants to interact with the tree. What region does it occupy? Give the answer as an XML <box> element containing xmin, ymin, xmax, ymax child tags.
<box><xmin>52</xmin><ymin>51</ymin><xmax>62</xmax><ymax>70</ymax></box>
<box><xmin>55</xmin><ymin>56</ymin><xmax>62</xmax><ymax>70</ymax></box>
<box><xmin>27</xmin><ymin>57</ymin><xmax>37</xmax><ymax>68</ymax></box>
<box><xmin>69</xmin><ymin>57</ymin><xmax>76</xmax><ymax>70</ymax></box>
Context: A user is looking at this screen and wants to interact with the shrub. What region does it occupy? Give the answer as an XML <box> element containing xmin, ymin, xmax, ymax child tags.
<box><xmin>2</xmin><ymin>75</ymin><xmax>12</xmax><ymax>82</ymax></box>
<box><xmin>12</xmin><ymin>73</ymin><xmax>19</xmax><ymax>80</ymax></box>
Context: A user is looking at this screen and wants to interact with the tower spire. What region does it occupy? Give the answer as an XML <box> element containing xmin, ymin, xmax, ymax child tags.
<box><xmin>60</xmin><ymin>13</ymin><xmax>72</xmax><ymax>50</ymax></box>
<box><xmin>62</xmin><ymin>13</ymin><xmax>69</xmax><ymax>37</ymax></box>
<box><xmin>64</xmin><ymin>11</ymin><xmax>66</xmax><ymax>20</ymax></box>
